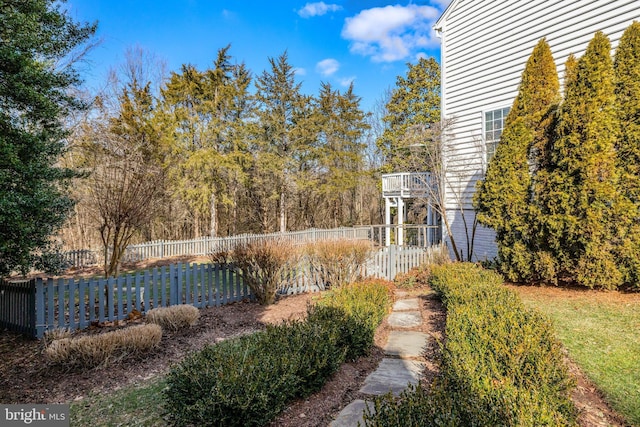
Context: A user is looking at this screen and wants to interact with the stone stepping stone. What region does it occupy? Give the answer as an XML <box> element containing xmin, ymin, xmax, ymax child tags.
<box><xmin>393</xmin><ymin>298</ymin><xmax>420</xmax><ymax>311</ymax></box>
<box><xmin>329</xmin><ymin>399</ymin><xmax>373</xmax><ymax>427</ymax></box>
<box><xmin>394</xmin><ymin>290</ymin><xmax>409</xmax><ymax>298</ymax></box>
<box><xmin>384</xmin><ymin>330</ymin><xmax>429</xmax><ymax>358</ymax></box>
<box><xmin>387</xmin><ymin>311</ymin><xmax>422</xmax><ymax>328</ymax></box>
<box><xmin>359</xmin><ymin>358</ymin><xmax>424</xmax><ymax>396</ymax></box>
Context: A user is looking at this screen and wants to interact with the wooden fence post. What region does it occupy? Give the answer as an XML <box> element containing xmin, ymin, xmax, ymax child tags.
<box><xmin>35</xmin><ymin>278</ymin><xmax>45</xmax><ymax>338</ymax></box>
<box><xmin>169</xmin><ymin>263</ymin><xmax>178</xmax><ymax>306</ymax></box>
<box><xmin>389</xmin><ymin>245</ymin><xmax>397</xmax><ymax>281</ymax></box>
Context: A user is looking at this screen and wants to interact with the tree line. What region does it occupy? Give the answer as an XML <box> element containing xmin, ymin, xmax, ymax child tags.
<box><xmin>64</xmin><ymin>47</ymin><xmax>379</xmax><ymax>269</ymax></box>
<box><xmin>1</xmin><ymin>0</ymin><xmax>443</xmax><ymax>277</ymax></box>
<box><xmin>475</xmin><ymin>22</ymin><xmax>640</xmax><ymax>289</ymax></box>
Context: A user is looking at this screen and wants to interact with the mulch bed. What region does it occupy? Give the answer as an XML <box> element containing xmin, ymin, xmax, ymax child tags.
<box><xmin>0</xmin><ymin>272</ymin><xmax>630</xmax><ymax>426</ymax></box>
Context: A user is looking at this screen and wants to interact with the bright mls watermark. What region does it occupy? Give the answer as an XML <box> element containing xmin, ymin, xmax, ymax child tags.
<box><xmin>1</xmin><ymin>405</ymin><xmax>69</xmax><ymax>426</ymax></box>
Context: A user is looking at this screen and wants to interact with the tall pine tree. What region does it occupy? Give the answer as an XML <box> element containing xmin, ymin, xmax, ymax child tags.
<box><xmin>378</xmin><ymin>57</ymin><xmax>440</xmax><ymax>172</ymax></box>
<box><xmin>254</xmin><ymin>52</ymin><xmax>312</xmax><ymax>232</ymax></box>
<box><xmin>474</xmin><ymin>39</ymin><xmax>560</xmax><ymax>281</ymax></box>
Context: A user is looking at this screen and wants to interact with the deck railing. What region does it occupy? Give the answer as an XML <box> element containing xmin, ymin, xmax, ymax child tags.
<box><xmin>382</xmin><ymin>172</ymin><xmax>432</xmax><ymax>198</ymax></box>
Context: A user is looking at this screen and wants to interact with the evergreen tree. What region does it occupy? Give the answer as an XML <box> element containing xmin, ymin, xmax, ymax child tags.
<box><xmin>254</xmin><ymin>51</ymin><xmax>312</xmax><ymax>232</ymax></box>
<box><xmin>159</xmin><ymin>46</ymin><xmax>246</xmax><ymax>237</ymax></box>
<box><xmin>379</xmin><ymin>57</ymin><xmax>440</xmax><ymax>172</ymax></box>
<box><xmin>316</xmin><ymin>82</ymin><xmax>369</xmax><ymax>227</ymax></box>
<box><xmin>615</xmin><ymin>21</ymin><xmax>640</xmax><ymax>203</ymax></box>
<box><xmin>614</xmin><ymin>21</ymin><xmax>640</xmax><ymax>285</ymax></box>
<box><xmin>543</xmin><ymin>32</ymin><xmax>627</xmax><ymax>288</ymax></box>
<box><xmin>474</xmin><ymin>39</ymin><xmax>560</xmax><ymax>281</ymax></box>
<box><xmin>0</xmin><ymin>0</ymin><xmax>96</xmax><ymax>275</ymax></box>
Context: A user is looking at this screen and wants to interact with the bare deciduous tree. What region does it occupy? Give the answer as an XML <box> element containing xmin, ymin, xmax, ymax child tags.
<box><xmin>398</xmin><ymin>120</ymin><xmax>480</xmax><ymax>262</ymax></box>
<box><xmin>83</xmin><ymin>130</ymin><xmax>161</xmax><ymax>277</ymax></box>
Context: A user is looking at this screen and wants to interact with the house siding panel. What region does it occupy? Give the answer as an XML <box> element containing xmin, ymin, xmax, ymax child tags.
<box><xmin>437</xmin><ymin>0</ymin><xmax>640</xmax><ymax>260</ymax></box>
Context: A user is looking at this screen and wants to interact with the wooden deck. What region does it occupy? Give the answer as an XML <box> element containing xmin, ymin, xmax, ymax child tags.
<box><xmin>382</xmin><ymin>172</ymin><xmax>432</xmax><ymax>198</ymax></box>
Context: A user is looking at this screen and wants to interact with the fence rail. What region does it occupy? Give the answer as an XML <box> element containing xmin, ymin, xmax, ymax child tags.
<box><xmin>1</xmin><ymin>244</ymin><xmax>445</xmax><ymax>338</ymax></box>
<box><xmin>63</xmin><ymin>227</ymin><xmax>372</xmax><ymax>269</ymax></box>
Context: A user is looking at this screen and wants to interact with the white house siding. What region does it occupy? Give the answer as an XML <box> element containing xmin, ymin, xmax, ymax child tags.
<box><xmin>435</xmin><ymin>0</ymin><xmax>640</xmax><ymax>261</ymax></box>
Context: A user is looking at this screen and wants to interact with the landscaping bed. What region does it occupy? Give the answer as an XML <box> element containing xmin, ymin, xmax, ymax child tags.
<box><xmin>0</xmin><ymin>256</ymin><xmax>632</xmax><ymax>426</ymax></box>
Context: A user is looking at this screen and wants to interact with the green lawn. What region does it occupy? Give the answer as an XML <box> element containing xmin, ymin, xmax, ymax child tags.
<box><xmin>511</xmin><ymin>285</ymin><xmax>640</xmax><ymax>426</ymax></box>
<box><xmin>70</xmin><ymin>377</ymin><xmax>168</xmax><ymax>426</ymax></box>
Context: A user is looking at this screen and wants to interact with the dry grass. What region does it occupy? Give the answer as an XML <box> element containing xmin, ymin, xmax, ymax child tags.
<box><xmin>305</xmin><ymin>239</ymin><xmax>373</xmax><ymax>288</ymax></box>
<box><xmin>42</xmin><ymin>328</ymin><xmax>73</xmax><ymax>347</ymax></box>
<box><xmin>146</xmin><ymin>305</ymin><xmax>200</xmax><ymax>331</ymax></box>
<box><xmin>212</xmin><ymin>240</ymin><xmax>300</xmax><ymax>305</ymax></box>
<box><xmin>45</xmin><ymin>324</ymin><xmax>162</xmax><ymax>369</ymax></box>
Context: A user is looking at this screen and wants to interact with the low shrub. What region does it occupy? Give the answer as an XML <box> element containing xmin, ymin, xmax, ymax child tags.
<box><xmin>164</xmin><ymin>279</ymin><xmax>393</xmax><ymax>427</ymax></box>
<box><xmin>319</xmin><ymin>279</ymin><xmax>393</xmax><ymax>328</ymax></box>
<box><xmin>363</xmin><ymin>263</ymin><xmax>577</xmax><ymax>427</ymax></box>
<box><xmin>146</xmin><ymin>304</ymin><xmax>200</xmax><ymax>331</ymax></box>
<box><xmin>211</xmin><ymin>240</ymin><xmax>299</xmax><ymax>305</ymax></box>
<box><xmin>164</xmin><ymin>308</ymin><xmax>346</xmax><ymax>427</ymax></box>
<box><xmin>304</xmin><ymin>239</ymin><xmax>373</xmax><ymax>288</ymax></box>
<box><xmin>394</xmin><ymin>266</ymin><xmax>432</xmax><ymax>290</ymax></box>
<box><xmin>45</xmin><ymin>324</ymin><xmax>162</xmax><ymax>369</ymax></box>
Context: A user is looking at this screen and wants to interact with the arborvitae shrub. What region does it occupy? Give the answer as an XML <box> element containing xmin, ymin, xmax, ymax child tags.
<box><xmin>545</xmin><ymin>31</ymin><xmax>628</xmax><ymax>288</ymax></box>
<box><xmin>474</xmin><ymin>38</ymin><xmax>560</xmax><ymax>283</ymax></box>
<box><xmin>614</xmin><ymin>21</ymin><xmax>640</xmax><ymax>288</ymax></box>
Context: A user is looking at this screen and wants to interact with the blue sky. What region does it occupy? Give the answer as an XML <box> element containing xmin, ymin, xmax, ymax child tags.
<box><xmin>67</xmin><ymin>1</ymin><xmax>452</xmax><ymax>112</ymax></box>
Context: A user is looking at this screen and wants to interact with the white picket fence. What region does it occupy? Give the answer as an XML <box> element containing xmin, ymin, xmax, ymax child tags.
<box><xmin>62</xmin><ymin>227</ymin><xmax>370</xmax><ymax>268</ymax></box>
<box><xmin>366</xmin><ymin>244</ymin><xmax>446</xmax><ymax>281</ymax></box>
<box><xmin>3</xmin><ymin>242</ymin><xmax>447</xmax><ymax>338</ymax></box>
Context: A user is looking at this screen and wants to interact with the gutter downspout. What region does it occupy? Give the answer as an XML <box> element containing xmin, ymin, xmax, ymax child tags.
<box><xmin>433</xmin><ymin>24</ymin><xmax>448</xmax><ymax>254</ymax></box>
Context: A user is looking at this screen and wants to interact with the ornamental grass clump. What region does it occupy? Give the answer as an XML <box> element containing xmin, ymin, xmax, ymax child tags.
<box><xmin>363</xmin><ymin>263</ymin><xmax>577</xmax><ymax>427</ymax></box>
<box><xmin>211</xmin><ymin>239</ymin><xmax>299</xmax><ymax>305</ymax></box>
<box><xmin>305</xmin><ymin>239</ymin><xmax>373</xmax><ymax>288</ymax></box>
<box><xmin>146</xmin><ymin>304</ymin><xmax>200</xmax><ymax>331</ymax></box>
<box><xmin>45</xmin><ymin>324</ymin><xmax>162</xmax><ymax>369</ymax></box>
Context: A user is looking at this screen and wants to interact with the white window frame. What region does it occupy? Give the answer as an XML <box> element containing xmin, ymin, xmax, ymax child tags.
<box><xmin>482</xmin><ymin>106</ymin><xmax>511</xmax><ymax>166</ymax></box>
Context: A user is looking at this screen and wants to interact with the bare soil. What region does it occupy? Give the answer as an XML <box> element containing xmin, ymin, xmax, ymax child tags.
<box><xmin>0</xmin><ymin>257</ymin><xmax>630</xmax><ymax>426</ymax></box>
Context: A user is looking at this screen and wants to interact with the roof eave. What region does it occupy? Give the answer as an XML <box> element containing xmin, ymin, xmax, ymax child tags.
<box><xmin>434</xmin><ymin>0</ymin><xmax>461</xmax><ymax>30</ymax></box>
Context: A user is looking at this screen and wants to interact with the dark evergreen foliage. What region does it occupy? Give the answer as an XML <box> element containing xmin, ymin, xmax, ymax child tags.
<box><xmin>0</xmin><ymin>0</ymin><xmax>96</xmax><ymax>275</ymax></box>
<box><xmin>474</xmin><ymin>39</ymin><xmax>560</xmax><ymax>282</ymax></box>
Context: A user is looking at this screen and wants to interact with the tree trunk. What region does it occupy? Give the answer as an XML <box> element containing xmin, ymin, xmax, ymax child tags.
<box><xmin>279</xmin><ymin>190</ymin><xmax>286</xmax><ymax>233</ymax></box>
<box><xmin>210</xmin><ymin>191</ymin><xmax>218</xmax><ymax>237</ymax></box>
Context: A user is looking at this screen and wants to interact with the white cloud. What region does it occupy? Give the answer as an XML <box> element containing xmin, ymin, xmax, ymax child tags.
<box><xmin>316</xmin><ymin>58</ymin><xmax>340</xmax><ymax>76</ymax></box>
<box><xmin>222</xmin><ymin>9</ymin><xmax>236</xmax><ymax>19</ymax></box>
<box><xmin>298</xmin><ymin>2</ymin><xmax>343</xmax><ymax>18</ymax></box>
<box><xmin>338</xmin><ymin>76</ymin><xmax>355</xmax><ymax>87</ymax></box>
<box><xmin>293</xmin><ymin>67</ymin><xmax>307</xmax><ymax>76</ymax></box>
<box><xmin>341</xmin><ymin>4</ymin><xmax>440</xmax><ymax>62</ymax></box>
<box><xmin>432</xmin><ymin>0</ymin><xmax>453</xmax><ymax>9</ymax></box>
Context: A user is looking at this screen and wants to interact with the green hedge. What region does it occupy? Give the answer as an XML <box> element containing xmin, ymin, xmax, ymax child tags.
<box><xmin>164</xmin><ymin>279</ymin><xmax>393</xmax><ymax>426</ymax></box>
<box><xmin>364</xmin><ymin>263</ymin><xmax>577</xmax><ymax>427</ymax></box>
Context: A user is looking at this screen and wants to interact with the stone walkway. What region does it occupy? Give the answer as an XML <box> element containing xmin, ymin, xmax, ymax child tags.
<box><xmin>330</xmin><ymin>292</ymin><xmax>429</xmax><ymax>426</ymax></box>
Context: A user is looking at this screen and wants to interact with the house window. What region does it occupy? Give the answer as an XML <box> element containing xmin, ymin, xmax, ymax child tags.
<box><xmin>484</xmin><ymin>107</ymin><xmax>510</xmax><ymax>162</ymax></box>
